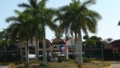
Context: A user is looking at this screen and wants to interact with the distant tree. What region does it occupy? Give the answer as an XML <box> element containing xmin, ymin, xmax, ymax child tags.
<box><xmin>0</xmin><ymin>40</ymin><xmax>10</xmax><ymax>61</ymax></box>
<box><xmin>90</xmin><ymin>35</ymin><xmax>102</xmax><ymax>41</ymax></box>
<box><xmin>85</xmin><ymin>38</ymin><xmax>96</xmax><ymax>58</ymax></box>
<box><xmin>105</xmin><ymin>38</ymin><xmax>113</xmax><ymax>42</ymax></box>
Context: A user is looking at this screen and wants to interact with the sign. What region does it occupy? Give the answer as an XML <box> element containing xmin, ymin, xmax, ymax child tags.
<box><xmin>59</xmin><ymin>44</ymin><xmax>67</xmax><ymax>52</ymax></box>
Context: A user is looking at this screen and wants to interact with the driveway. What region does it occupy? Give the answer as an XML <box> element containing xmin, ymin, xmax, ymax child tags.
<box><xmin>0</xmin><ymin>64</ymin><xmax>8</xmax><ymax>68</ymax></box>
<box><xmin>111</xmin><ymin>61</ymin><xmax>120</xmax><ymax>68</ymax></box>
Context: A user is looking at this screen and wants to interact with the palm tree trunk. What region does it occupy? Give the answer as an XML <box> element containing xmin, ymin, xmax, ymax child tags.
<box><xmin>35</xmin><ymin>36</ymin><xmax>39</xmax><ymax>61</ymax></box>
<box><xmin>25</xmin><ymin>39</ymin><xmax>29</xmax><ymax>67</ymax></box>
<box><xmin>74</xmin><ymin>32</ymin><xmax>78</xmax><ymax>62</ymax></box>
<box><xmin>20</xmin><ymin>46</ymin><xmax>23</xmax><ymax>62</ymax></box>
<box><xmin>77</xmin><ymin>30</ymin><xmax>83</xmax><ymax>65</ymax></box>
<box><xmin>42</xmin><ymin>30</ymin><xmax>47</xmax><ymax>64</ymax></box>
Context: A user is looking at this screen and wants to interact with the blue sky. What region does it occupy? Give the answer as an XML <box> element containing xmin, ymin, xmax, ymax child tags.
<box><xmin>0</xmin><ymin>0</ymin><xmax>120</xmax><ymax>41</ymax></box>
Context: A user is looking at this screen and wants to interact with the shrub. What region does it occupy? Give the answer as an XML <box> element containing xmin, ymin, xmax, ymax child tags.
<box><xmin>66</xmin><ymin>59</ymin><xmax>71</xmax><ymax>61</ymax></box>
<box><xmin>53</xmin><ymin>46</ymin><xmax>57</xmax><ymax>48</ymax></box>
<box><xmin>66</xmin><ymin>59</ymin><xmax>74</xmax><ymax>63</ymax></box>
<box><xmin>40</xmin><ymin>63</ymin><xmax>47</xmax><ymax>66</ymax></box>
<box><xmin>58</xmin><ymin>58</ymin><xmax>63</xmax><ymax>63</ymax></box>
<box><xmin>29</xmin><ymin>60</ymin><xmax>35</xmax><ymax>64</ymax></box>
<box><xmin>40</xmin><ymin>62</ymin><xmax>50</xmax><ymax>66</ymax></box>
<box><xmin>83</xmin><ymin>57</ymin><xmax>91</xmax><ymax>63</ymax></box>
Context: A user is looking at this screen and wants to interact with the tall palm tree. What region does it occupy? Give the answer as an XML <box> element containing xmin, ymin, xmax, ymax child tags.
<box><xmin>18</xmin><ymin>0</ymin><xmax>42</xmax><ymax>62</ymax></box>
<box><xmin>18</xmin><ymin>0</ymin><xmax>56</xmax><ymax>64</ymax></box>
<box><xmin>57</xmin><ymin>0</ymin><xmax>101</xmax><ymax>67</ymax></box>
<box><xmin>6</xmin><ymin>10</ymin><xmax>33</xmax><ymax>67</ymax></box>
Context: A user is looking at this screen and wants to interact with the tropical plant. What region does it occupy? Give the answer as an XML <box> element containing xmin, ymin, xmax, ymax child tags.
<box><xmin>0</xmin><ymin>40</ymin><xmax>10</xmax><ymax>61</ymax></box>
<box><xmin>18</xmin><ymin>0</ymin><xmax>44</xmax><ymax>62</ymax></box>
<box><xmin>90</xmin><ymin>35</ymin><xmax>102</xmax><ymax>41</ymax></box>
<box><xmin>18</xmin><ymin>0</ymin><xmax>56</xmax><ymax>64</ymax></box>
<box><xmin>6</xmin><ymin>10</ymin><xmax>34</xmax><ymax>67</ymax></box>
<box><xmin>83</xmin><ymin>35</ymin><xmax>89</xmax><ymax>57</ymax></box>
<box><xmin>85</xmin><ymin>38</ymin><xmax>96</xmax><ymax>58</ymax></box>
<box><xmin>56</xmin><ymin>0</ymin><xmax>101</xmax><ymax>66</ymax></box>
<box><xmin>0</xmin><ymin>29</ymin><xmax>10</xmax><ymax>61</ymax></box>
<box><xmin>53</xmin><ymin>25</ymin><xmax>63</xmax><ymax>39</ymax></box>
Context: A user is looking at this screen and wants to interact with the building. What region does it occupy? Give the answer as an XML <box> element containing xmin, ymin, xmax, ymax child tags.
<box><xmin>0</xmin><ymin>39</ymin><xmax>120</xmax><ymax>62</ymax></box>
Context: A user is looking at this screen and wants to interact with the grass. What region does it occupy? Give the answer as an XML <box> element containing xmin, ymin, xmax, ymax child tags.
<box><xmin>8</xmin><ymin>61</ymin><xmax>111</xmax><ymax>68</ymax></box>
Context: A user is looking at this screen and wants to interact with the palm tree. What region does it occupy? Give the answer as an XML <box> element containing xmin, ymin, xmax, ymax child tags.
<box><xmin>18</xmin><ymin>0</ymin><xmax>56</xmax><ymax>64</ymax></box>
<box><xmin>18</xmin><ymin>0</ymin><xmax>42</xmax><ymax>62</ymax></box>
<box><xmin>53</xmin><ymin>25</ymin><xmax>64</xmax><ymax>39</ymax></box>
<box><xmin>6</xmin><ymin>10</ymin><xmax>34</xmax><ymax>67</ymax></box>
<box><xmin>57</xmin><ymin>0</ymin><xmax>101</xmax><ymax>67</ymax></box>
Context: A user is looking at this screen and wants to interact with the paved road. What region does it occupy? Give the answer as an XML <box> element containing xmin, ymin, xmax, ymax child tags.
<box><xmin>111</xmin><ymin>61</ymin><xmax>120</xmax><ymax>68</ymax></box>
<box><xmin>0</xmin><ymin>64</ymin><xmax>8</xmax><ymax>68</ymax></box>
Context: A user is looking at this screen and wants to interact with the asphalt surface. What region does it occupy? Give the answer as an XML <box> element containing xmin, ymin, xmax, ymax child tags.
<box><xmin>111</xmin><ymin>61</ymin><xmax>120</xmax><ymax>68</ymax></box>
<box><xmin>0</xmin><ymin>64</ymin><xmax>8</xmax><ymax>68</ymax></box>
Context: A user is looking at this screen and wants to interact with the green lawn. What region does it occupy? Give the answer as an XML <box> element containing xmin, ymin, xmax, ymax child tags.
<box><xmin>8</xmin><ymin>61</ymin><xmax>112</xmax><ymax>68</ymax></box>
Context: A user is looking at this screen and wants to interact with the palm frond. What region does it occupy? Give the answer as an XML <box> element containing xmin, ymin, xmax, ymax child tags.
<box><xmin>82</xmin><ymin>0</ymin><xmax>96</xmax><ymax>7</ymax></box>
<box><xmin>29</xmin><ymin>0</ymin><xmax>37</xmax><ymax>8</ymax></box>
<box><xmin>18</xmin><ymin>3</ymin><xmax>30</xmax><ymax>8</ymax></box>
<box><xmin>6</xmin><ymin>16</ymin><xmax>18</xmax><ymax>23</ymax></box>
<box><xmin>118</xmin><ymin>21</ymin><xmax>120</xmax><ymax>26</ymax></box>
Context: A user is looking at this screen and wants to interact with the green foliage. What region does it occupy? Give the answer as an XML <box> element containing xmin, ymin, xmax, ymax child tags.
<box><xmin>66</xmin><ymin>59</ymin><xmax>71</xmax><ymax>61</ymax></box>
<box><xmin>90</xmin><ymin>36</ymin><xmax>102</xmax><ymax>41</ymax></box>
<box><xmin>106</xmin><ymin>38</ymin><xmax>113</xmax><ymax>41</ymax></box>
<box><xmin>85</xmin><ymin>38</ymin><xmax>96</xmax><ymax>47</ymax></box>
<box><xmin>0</xmin><ymin>40</ymin><xmax>10</xmax><ymax>48</ymax></box>
<box><xmin>66</xmin><ymin>59</ymin><xmax>74</xmax><ymax>63</ymax></box>
<box><xmin>83</xmin><ymin>35</ymin><xmax>89</xmax><ymax>40</ymax></box>
<box><xmin>83</xmin><ymin>57</ymin><xmax>91</xmax><ymax>63</ymax></box>
<box><xmin>40</xmin><ymin>62</ymin><xmax>50</xmax><ymax>66</ymax></box>
<box><xmin>54</xmin><ymin>25</ymin><xmax>63</xmax><ymax>39</ymax></box>
<box><xmin>29</xmin><ymin>60</ymin><xmax>35</xmax><ymax>64</ymax></box>
<box><xmin>57</xmin><ymin>57</ymin><xmax>63</xmax><ymax>63</ymax></box>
